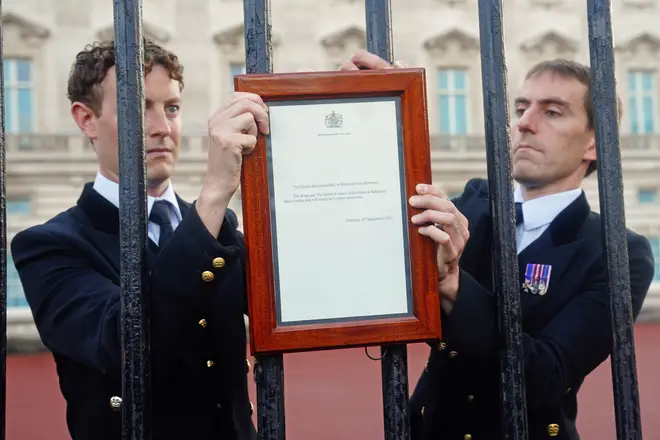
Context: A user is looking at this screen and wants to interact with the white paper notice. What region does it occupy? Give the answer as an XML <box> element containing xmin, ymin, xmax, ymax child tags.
<box><xmin>268</xmin><ymin>98</ymin><xmax>412</xmax><ymax>324</ymax></box>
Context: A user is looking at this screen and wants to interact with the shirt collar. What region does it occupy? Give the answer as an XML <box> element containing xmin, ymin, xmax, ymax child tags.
<box><xmin>514</xmin><ymin>184</ymin><xmax>582</xmax><ymax>231</ymax></box>
<box><xmin>92</xmin><ymin>171</ymin><xmax>183</xmax><ymax>222</ymax></box>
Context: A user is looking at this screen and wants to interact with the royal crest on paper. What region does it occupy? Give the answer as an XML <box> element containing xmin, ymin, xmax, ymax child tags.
<box><xmin>325</xmin><ymin>111</ymin><xmax>343</xmax><ymax>129</ymax></box>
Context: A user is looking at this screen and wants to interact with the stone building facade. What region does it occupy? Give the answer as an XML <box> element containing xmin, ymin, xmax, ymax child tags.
<box><xmin>4</xmin><ymin>0</ymin><xmax>660</xmax><ymax>346</ymax></box>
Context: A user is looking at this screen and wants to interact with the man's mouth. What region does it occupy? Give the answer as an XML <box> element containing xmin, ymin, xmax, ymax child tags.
<box><xmin>515</xmin><ymin>144</ymin><xmax>538</xmax><ymax>153</ymax></box>
<box><xmin>147</xmin><ymin>148</ymin><xmax>171</xmax><ymax>154</ymax></box>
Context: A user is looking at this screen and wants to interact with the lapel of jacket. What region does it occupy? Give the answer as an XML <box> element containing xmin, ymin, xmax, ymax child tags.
<box><xmin>455</xmin><ymin>185</ymin><xmax>494</xmax><ymax>287</ymax></box>
<box><xmin>176</xmin><ymin>194</ymin><xmax>192</xmax><ymax>221</ymax></box>
<box><xmin>517</xmin><ymin>191</ymin><xmax>591</xmax><ymax>329</ymax></box>
<box><xmin>76</xmin><ymin>182</ymin><xmax>193</xmax><ymax>275</ymax></box>
<box><xmin>76</xmin><ymin>183</ymin><xmax>123</xmax><ymax>277</ymax></box>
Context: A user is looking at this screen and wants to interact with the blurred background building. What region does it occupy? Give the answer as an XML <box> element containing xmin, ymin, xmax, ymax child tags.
<box><xmin>4</xmin><ymin>0</ymin><xmax>660</xmax><ymax>349</ymax></box>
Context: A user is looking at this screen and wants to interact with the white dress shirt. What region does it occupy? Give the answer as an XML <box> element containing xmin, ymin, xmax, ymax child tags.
<box><xmin>514</xmin><ymin>185</ymin><xmax>582</xmax><ymax>254</ymax></box>
<box><xmin>93</xmin><ymin>171</ymin><xmax>183</xmax><ymax>245</ymax></box>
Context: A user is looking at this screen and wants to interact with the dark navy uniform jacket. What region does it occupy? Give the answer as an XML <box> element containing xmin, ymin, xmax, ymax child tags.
<box><xmin>11</xmin><ymin>183</ymin><xmax>256</xmax><ymax>440</ymax></box>
<box><xmin>409</xmin><ymin>178</ymin><xmax>655</xmax><ymax>440</ymax></box>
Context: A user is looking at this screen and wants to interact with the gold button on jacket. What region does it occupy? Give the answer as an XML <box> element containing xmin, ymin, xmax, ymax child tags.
<box><xmin>198</xmin><ymin>319</ymin><xmax>207</xmax><ymax>328</ymax></box>
<box><xmin>110</xmin><ymin>396</ymin><xmax>122</xmax><ymax>411</ymax></box>
<box><xmin>547</xmin><ymin>423</ymin><xmax>559</xmax><ymax>436</ymax></box>
<box><xmin>207</xmin><ymin>360</ymin><xmax>215</xmax><ymax>368</ymax></box>
<box><xmin>212</xmin><ymin>257</ymin><xmax>226</xmax><ymax>268</ymax></box>
<box><xmin>201</xmin><ymin>271</ymin><xmax>214</xmax><ymax>282</ymax></box>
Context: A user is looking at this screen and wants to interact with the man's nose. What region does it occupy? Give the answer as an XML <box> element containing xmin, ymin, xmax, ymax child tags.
<box><xmin>515</xmin><ymin>109</ymin><xmax>537</xmax><ymax>134</ymax></box>
<box><xmin>147</xmin><ymin>109</ymin><xmax>171</xmax><ymax>137</ymax></box>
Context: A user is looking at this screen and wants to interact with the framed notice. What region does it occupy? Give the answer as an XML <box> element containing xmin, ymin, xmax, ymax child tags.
<box><xmin>235</xmin><ymin>68</ymin><xmax>441</xmax><ymax>354</ymax></box>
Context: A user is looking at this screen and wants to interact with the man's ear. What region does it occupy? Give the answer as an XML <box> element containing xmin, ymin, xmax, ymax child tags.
<box><xmin>71</xmin><ymin>102</ymin><xmax>98</xmax><ymax>142</ymax></box>
<box><xmin>583</xmin><ymin>135</ymin><xmax>597</xmax><ymax>162</ymax></box>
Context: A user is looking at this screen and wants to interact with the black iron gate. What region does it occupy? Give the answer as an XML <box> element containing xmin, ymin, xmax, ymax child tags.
<box><xmin>0</xmin><ymin>0</ymin><xmax>6</xmax><ymax>438</ymax></box>
<box><xmin>0</xmin><ymin>0</ymin><xmax>645</xmax><ymax>439</ymax></box>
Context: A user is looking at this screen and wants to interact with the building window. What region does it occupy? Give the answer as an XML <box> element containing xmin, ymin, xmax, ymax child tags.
<box><xmin>229</xmin><ymin>63</ymin><xmax>246</xmax><ymax>92</ymax></box>
<box><xmin>7</xmin><ymin>197</ymin><xmax>31</xmax><ymax>214</ymax></box>
<box><xmin>438</xmin><ymin>68</ymin><xmax>469</xmax><ymax>135</ymax></box>
<box><xmin>3</xmin><ymin>58</ymin><xmax>34</xmax><ymax>133</ymax></box>
<box><xmin>637</xmin><ymin>188</ymin><xmax>657</xmax><ymax>204</ymax></box>
<box><xmin>7</xmin><ymin>254</ymin><xmax>28</xmax><ymax>309</ymax></box>
<box><xmin>628</xmin><ymin>70</ymin><xmax>656</xmax><ymax>134</ymax></box>
<box><xmin>650</xmin><ymin>237</ymin><xmax>660</xmax><ymax>282</ymax></box>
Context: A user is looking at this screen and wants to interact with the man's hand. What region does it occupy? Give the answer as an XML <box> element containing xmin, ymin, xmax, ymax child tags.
<box><xmin>338</xmin><ymin>49</ymin><xmax>409</xmax><ymax>70</ymax></box>
<box><xmin>409</xmin><ymin>184</ymin><xmax>469</xmax><ymax>307</ymax></box>
<box><xmin>202</xmin><ymin>92</ymin><xmax>269</xmax><ymax>198</ymax></box>
<box><xmin>297</xmin><ymin>50</ymin><xmax>409</xmax><ymax>73</ymax></box>
<box><xmin>197</xmin><ymin>92</ymin><xmax>269</xmax><ymax>237</ymax></box>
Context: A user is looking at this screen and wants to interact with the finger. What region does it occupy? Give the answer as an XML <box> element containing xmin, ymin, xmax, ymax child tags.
<box><xmin>438</xmin><ymin>239</ymin><xmax>460</xmax><ymax>270</ymax></box>
<box><xmin>462</xmin><ymin>223</ymin><xmax>470</xmax><ymax>242</ymax></box>
<box><xmin>392</xmin><ymin>60</ymin><xmax>409</xmax><ymax>68</ymax></box>
<box><xmin>409</xmin><ymin>194</ymin><xmax>455</xmax><ymax>213</ymax></box>
<box><xmin>221</xmin><ymin>100</ymin><xmax>270</xmax><ymax>135</ymax></box>
<box><xmin>442</xmin><ymin>222</ymin><xmax>465</xmax><ymax>258</ymax></box>
<box><xmin>350</xmin><ymin>49</ymin><xmax>393</xmax><ymax>69</ymax></box>
<box><xmin>222</xmin><ymin>92</ymin><xmax>268</xmax><ymax>114</ymax></box>
<box><xmin>241</xmin><ymin>135</ymin><xmax>257</xmax><ymax>155</ymax></box>
<box><xmin>456</xmin><ymin>212</ymin><xmax>470</xmax><ymax>241</ymax></box>
<box><xmin>415</xmin><ymin>183</ymin><xmax>447</xmax><ymax>199</ymax></box>
<box><xmin>444</xmin><ymin>202</ymin><xmax>469</xmax><ymax>237</ymax></box>
<box><xmin>229</xmin><ymin>112</ymin><xmax>259</xmax><ymax>137</ymax></box>
<box><xmin>230</xmin><ymin>92</ymin><xmax>267</xmax><ymax>110</ymax></box>
<box><xmin>338</xmin><ymin>60</ymin><xmax>359</xmax><ymax>71</ymax></box>
<box><xmin>226</xmin><ymin>132</ymin><xmax>257</xmax><ymax>153</ymax></box>
<box><xmin>437</xmin><ymin>262</ymin><xmax>450</xmax><ymax>279</ymax></box>
<box><xmin>410</xmin><ymin>209</ymin><xmax>455</xmax><ymax>227</ymax></box>
<box><xmin>435</xmin><ymin>199</ymin><xmax>467</xmax><ymax>246</ymax></box>
<box><xmin>417</xmin><ymin>224</ymin><xmax>451</xmax><ymax>245</ymax></box>
<box><xmin>221</xmin><ymin>98</ymin><xmax>267</xmax><ymax>120</ymax></box>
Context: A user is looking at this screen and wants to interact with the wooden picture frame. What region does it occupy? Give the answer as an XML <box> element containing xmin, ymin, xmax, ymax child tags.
<box><xmin>235</xmin><ymin>68</ymin><xmax>441</xmax><ymax>354</ymax></box>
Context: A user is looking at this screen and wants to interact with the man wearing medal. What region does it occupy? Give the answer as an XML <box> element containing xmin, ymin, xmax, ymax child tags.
<box><xmin>341</xmin><ymin>50</ymin><xmax>656</xmax><ymax>440</ymax></box>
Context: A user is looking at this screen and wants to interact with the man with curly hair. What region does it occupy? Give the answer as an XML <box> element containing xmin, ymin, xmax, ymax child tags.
<box><xmin>11</xmin><ymin>39</ymin><xmax>268</xmax><ymax>440</ymax></box>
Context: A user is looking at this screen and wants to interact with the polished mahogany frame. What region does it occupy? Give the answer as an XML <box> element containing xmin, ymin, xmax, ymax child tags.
<box><xmin>235</xmin><ymin>69</ymin><xmax>441</xmax><ymax>354</ymax></box>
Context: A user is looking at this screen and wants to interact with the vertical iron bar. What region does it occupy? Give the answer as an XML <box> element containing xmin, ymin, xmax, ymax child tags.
<box><xmin>243</xmin><ymin>0</ymin><xmax>274</xmax><ymax>76</ymax></box>
<box><xmin>365</xmin><ymin>0</ymin><xmax>393</xmax><ymax>61</ymax></box>
<box><xmin>476</xmin><ymin>0</ymin><xmax>529</xmax><ymax>438</ymax></box>
<box><xmin>0</xmin><ymin>0</ymin><xmax>7</xmax><ymax>436</ymax></box>
<box><xmin>586</xmin><ymin>1</ymin><xmax>643</xmax><ymax>439</ymax></box>
<box><xmin>113</xmin><ymin>0</ymin><xmax>151</xmax><ymax>438</ymax></box>
<box><xmin>242</xmin><ymin>1</ymin><xmax>285</xmax><ymax>440</ymax></box>
<box><xmin>380</xmin><ymin>345</ymin><xmax>409</xmax><ymax>440</ymax></box>
<box><xmin>253</xmin><ymin>357</ymin><xmax>285</xmax><ymax>440</ymax></box>
<box><xmin>364</xmin><ymin>1</ymin><xmax>410</xmax><ymax>440</ymax></box>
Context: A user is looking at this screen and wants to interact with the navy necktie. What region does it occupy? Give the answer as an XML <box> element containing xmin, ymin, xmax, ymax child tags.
<box><xmin>150</xmin><ymin>200</ymin><xmax>174</xmax><ymax>247</ymax></box>
<box><xmin>515</xmin><ymin>202</ymin><xmax>524</xmax><ymax>226</ymax></box>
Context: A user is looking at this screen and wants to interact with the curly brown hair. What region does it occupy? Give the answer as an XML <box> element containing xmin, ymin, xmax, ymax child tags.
<box><xmin>67</xmin><ymin>39</ymin><xmax>185</xmax><ymax>116</ymax></box>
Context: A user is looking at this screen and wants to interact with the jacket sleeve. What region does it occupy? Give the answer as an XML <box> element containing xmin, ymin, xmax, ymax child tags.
<box><xmin>233</xmin><ymin>226</ymin><xmax>250</xmax><ymax>317</ymax></box>
<box><xmin>10</xmin><ymin>203</ymin><xmax>244</xmax><ymax>379</ymax></box>
<box><xmin>439</xmin><ymin>232</ymin><xmax>655</xmax><ymax>409</ymax></box>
